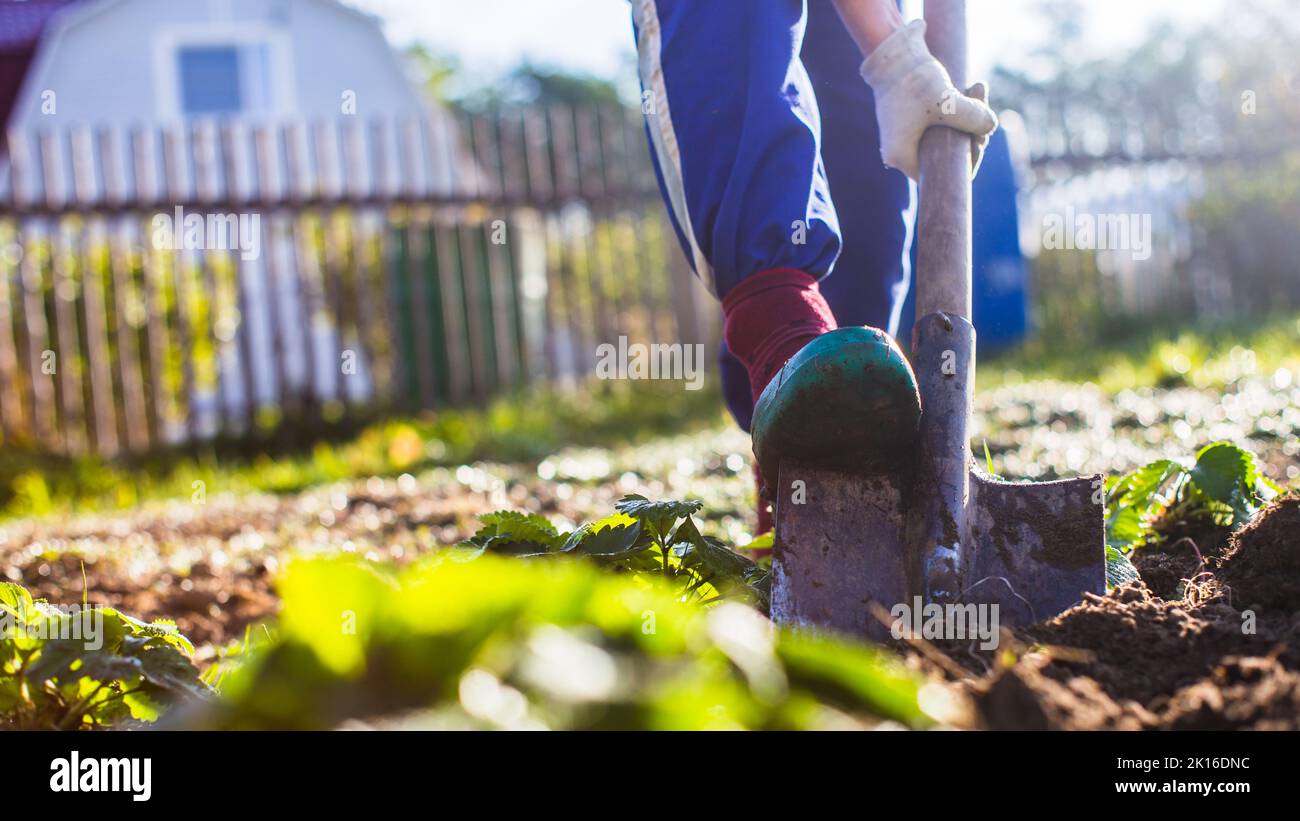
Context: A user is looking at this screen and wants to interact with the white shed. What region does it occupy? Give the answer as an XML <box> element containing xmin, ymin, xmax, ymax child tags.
<box><xmin>7</xmin><ymin>0</ymin><xmax>426</xmax><ymax>129</ymax></box>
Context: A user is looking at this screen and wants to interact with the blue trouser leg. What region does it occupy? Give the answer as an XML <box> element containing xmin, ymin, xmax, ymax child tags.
<box><xmin>631</xmin><ymin>0</ymin><xmax>840</xmax><ymax>297</ymax></box>
<box><xmin>803</xmin><ymin>0</ymin><xmax>915</xmax><ymax>336</ymax></box>
<box><xmin>632</xmin><ymin>0</ymin><xmax>912</xmax><ymax>431</ymax></box>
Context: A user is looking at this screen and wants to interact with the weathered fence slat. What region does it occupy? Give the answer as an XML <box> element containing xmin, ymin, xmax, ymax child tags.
<box><xmin>0</xmin><ymin>105</ymin><xmax>699</xmax><ymax>456</ymax></box>
<box><xmin>70</xmin><ymin>127</ymin><xmax>119</xmax><ymax>455</ymax></box>
<box><xmin>97</xmin><ymin>128</ymin><xmax>151</xmax><ymax>452</ymax></box>
<box><xmin>217</xmin><ymin>122</ymin><xmax>258</xmax><ymax>432</ymax></box>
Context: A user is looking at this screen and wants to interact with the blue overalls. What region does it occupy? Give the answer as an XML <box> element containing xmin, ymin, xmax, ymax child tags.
<box><xmin>632</xmin><ymin>0</ymin><xmax>915</xmax><ymax>431</ymax></box>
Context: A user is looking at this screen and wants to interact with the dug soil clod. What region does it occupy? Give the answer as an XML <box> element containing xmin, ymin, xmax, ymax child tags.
<box><xmin>944</xmin><ymin>492</ymin><xmax>1300</xmax><ymax>730</ymax></box>
<box><xmin>1215</xmin><ymin>492</ymin><xmax>1300</xmax><ymax>612</ymax></box>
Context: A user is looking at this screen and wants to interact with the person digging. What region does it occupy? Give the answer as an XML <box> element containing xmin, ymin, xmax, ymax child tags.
<box><xmin>631</xmin><ymin>0</ymin><xmax>998</xmax><ymax>534</ymax></box>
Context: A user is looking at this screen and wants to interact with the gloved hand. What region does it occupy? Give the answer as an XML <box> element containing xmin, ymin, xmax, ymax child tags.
<box><xmin>859</xmin><ymin>19</ymin><xmax>998</xmax><ymax>180</ymax></box>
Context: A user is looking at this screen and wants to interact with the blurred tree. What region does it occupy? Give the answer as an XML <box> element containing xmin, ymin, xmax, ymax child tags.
<box><xmin>403</xmin><ymin>44</ymin><xmax>461</xmax><ymax>104</ymax></box>
<box><xmin>458</xmin><ymin>62</ymin><xmax>625</xmax><ymax>111</ymax></box>
<box><xmin>995</xmin><ymin>0</ymin><xmax>1300</xmax><ymax>329</ymax></box>
<box><xmin>401</xmin><ymin>45</ymin><xmax>628</xmax><ymax>114</ymax></box>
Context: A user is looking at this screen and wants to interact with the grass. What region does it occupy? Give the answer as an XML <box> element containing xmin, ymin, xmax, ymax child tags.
<box><xmin>0</xmin><ymin>378</ymin><xmax>725</xmax><ymax>521</ymax></box>
<box><xmin>5</xmin><ymin>310</ymin><xmax>1297</xmax><ymax>522</ymax></box>
<box><xmin>978</xmin><ymin>312</ymin><xmax>1300</xmax><ymax>394</ymax></box>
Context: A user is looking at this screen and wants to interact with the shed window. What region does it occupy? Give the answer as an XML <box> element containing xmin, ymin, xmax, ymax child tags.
<box><xmin>177</xmin><ymin>44</ymin><xmax>272</xmax><ymax>116</ymax></box>
<box><xmin>178</xmin><ymin>46</ymin><xmax>241</xmax><ymax>115</ymax></box>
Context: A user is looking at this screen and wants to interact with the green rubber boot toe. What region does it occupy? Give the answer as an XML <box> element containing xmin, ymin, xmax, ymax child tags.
<box><xmin>751</xmin><ymin>326</ymin><xmax>921</xmax><ymax>493</ymax></box>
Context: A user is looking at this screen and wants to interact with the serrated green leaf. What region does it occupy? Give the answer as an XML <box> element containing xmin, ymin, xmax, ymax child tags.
<box><xmin>1109</xmin><ymin>459</ymin><xmax>1184</xmax><ymax>509</ymax></box>
<box><xmin>479</xmin><ymin>511</ymin><xmax>562</xmax><ymax>544</ymax></box>
<box><xmin>614</xmin><ymin>494</ymin><xmax>702</xmax><ymax>534</ymax></box>
<box><xmin>28</xmin><ymin>642</ymin><xmax>143</xmax><ymax>685</ymax></box>
<box><xmin>131</xmin><ymin>641</ymin><xmax>209</xmax><ymax>698</ymax></box>
<box><xmin>482</xmin><ymin>538</ymin><xmax>554</xmax><ymax>557</ymax></box>
<box><xmin>0</xmin><ymin>582</ymin><xmax>35</xmax><ymax>624</ymax></box>
<box><xmin>675</xmin><ymin>517</ymin><xmax>754</xmax><ymax>579</ymax></box>
<box><xmin>461</xmin><ymin>510</ymin><xmax>566</xmax><ymax>556</ymax></box>
<box><xmin>1190</xmin><ymin>442</ymin><xmax>1254</xmax><ymax>503</ymax></box>
<box><xmin>669</xmin><ymin>516</ymin><xmax>763</xmax><ymax>605</ymax></box>
<box><xmin>1188</xmin><ymin>442</ymin><xmax>1272</xmax><ymax>528</ymax></box>
<box><xmin>568</xmin><ymin>519</ymin><xmax>645</xmax><ymax>559</ymax></box>
<box><xmin>1105</xmin><ymin>546</ymin><xmax>1140</xmax><ymax>589</ymax></box>
<box><xmin>1106</xmin><ymin>458</ymin><xmax>1188</xmax><ymax>551</ymax></box>
<box><xmin>110</xmin><ymin>609</ymin><xmax>194</xmax><ymax>655</ymax></box>
<box><xmin>122</xmin><ymin>688</ymin><xmax>164</xmax><ymax>722</ymax></box>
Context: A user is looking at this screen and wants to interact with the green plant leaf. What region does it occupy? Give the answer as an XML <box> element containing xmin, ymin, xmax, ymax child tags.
<box><xmin>566</xmin><ymin>518</ymin><xmax>645</xmax><ymax>559</ymax></box>
<box><xmin>1105</xmin><ymin>458</ymin><xmax>1187</xmax><ymax>551</ymax></box>
<box><xmin>673</xmin><ymin>517</ymin><xmax>754</xmax><ymax>580</ymax></box>
<box><xmin>1105</xmin><ymin>546</ymin><xmax>1140</xmax><ymax>589</ymax></box>
<box><xmin>123</xmin><ymin>689</ymin><xmax>164</xmax><ymax>722</ymax></box>
<box><xmin>614</xmin><ymin>494</ymin><xmax>702</xmax><ymax>535</ymax></box>
<box><xmin>1188</xmin><ymin>442</ymin><xmax>1271</xmax><ymax>527</ymax></box>
<box><xmin>1109</xmin><ymin>458</ymin><xmax>1184</xmax><ymax>510</ymax></box>
<box><xmin>1106</xmin><ymin>505</ymin><xmax>1144</xmax><ymax>552</ymax></box>
<box><xmin>478</xmin><ymin>511</ymin><xmax>562</xmax><ymax>544</ymax></box>
<box><xmin>128</xmin><ymin>638</ymin><xmax>209</xmax><ymax>698</ymax></box>
<box><xmin>483</xmin><ymin>539</ymin><xmax>554</xmax><ymax>557</ymax></box>
<box><xmin>982</xmin><ymin>440</ymin><xmax>997</xmax><ymax>476</ymax></box>
<box><xmin>112</xmin><ymin>610</ymin><xmax>195</xmax><ymax>655</ymax></box>
<box><xmin>459</xmin><ymin>510</ymin><xmax>566</xmax><ymax>556</ymax></box>
<box><xmin>1190</xmin><ymin>442</ymin><xmax>1254</xmax><ymax>502</ymax></box>
<box><xmin>0</xmin><ymin>582</ymin><xmax>35</xmax><ymax>624</ymax></box>
<box><xmin>27</xmin><ymin>642</ymin><xmax>142</xmax><ymax>685</ymax></box>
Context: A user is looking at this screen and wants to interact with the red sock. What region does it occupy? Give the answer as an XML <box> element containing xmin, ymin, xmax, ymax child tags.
<box><xmin>722</xmin><ymin>268</ymin><xmax>838</xmax><ymax>403</ymax></box>
<box><xmin>724</xmin><ymin>268</ymin><xmax>836</xmax><ymax>536</ymax></box>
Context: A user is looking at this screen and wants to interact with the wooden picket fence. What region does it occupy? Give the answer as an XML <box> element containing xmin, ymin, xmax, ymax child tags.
<box><xmin>0</xmin><ymin>106</ymin><xmax>713</xmax><ymax>457</ymax></box>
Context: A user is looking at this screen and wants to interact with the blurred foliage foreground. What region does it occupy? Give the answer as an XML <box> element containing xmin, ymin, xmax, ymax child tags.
<box><xmin>3</xmin><ymin>543</ymin><xmax>938</xmax><ymax>731</ymax></box>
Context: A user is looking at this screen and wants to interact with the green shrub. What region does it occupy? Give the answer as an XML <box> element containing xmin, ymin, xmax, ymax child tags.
<box><xmin>0</xmin><ymin>583</ymin><xmax>206</xmax><ymax>729</ymax></box>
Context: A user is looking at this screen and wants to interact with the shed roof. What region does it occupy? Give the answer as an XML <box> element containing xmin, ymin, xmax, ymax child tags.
<box><xmin>0</xmin><ymin>0</ymin><xmax>82</xmax><ymax>129</ymax></box>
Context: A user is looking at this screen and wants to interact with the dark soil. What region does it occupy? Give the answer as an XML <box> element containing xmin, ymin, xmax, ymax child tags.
<box><xmin>1130</xmin><ymin>512</ymin><xmax>1231</xmax><ymax>599</ymax></box>
<box><xmin>0</xmin><ymin>478</ymin><xmax>505</xmax><ymax>648</ymax></box>
<box><xmin>15</xmin><ymin>554</ymin><xmax>279</xmax><ymax>649</ymax></box>
<box><xmin>964</xmin><ymin>492</ymin><xmax>1300</xmax><ymax>729</ymax></box>
<box><xmin>1216</xmin><ymin>492</ymin><xmax>1300</xmax><ymax>612</ymax></box>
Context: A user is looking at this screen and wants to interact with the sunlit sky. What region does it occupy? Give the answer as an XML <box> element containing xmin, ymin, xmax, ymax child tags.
<box><xmin>344</xmin><ymin>0</ymin><xmax>1228</xmax><ymax>99</ymax></box>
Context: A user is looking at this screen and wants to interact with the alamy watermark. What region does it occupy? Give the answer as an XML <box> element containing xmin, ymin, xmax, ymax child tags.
<box><xmin>0</xmin><ymin>603</ymin><xmax>104</xmax><ymax>650</ymax></box>
<box><xmin>1041</xmin><ymin>206</ymin><xmax>1152</xmax><ymax>261</ymax></box>
<box><xmin>595</xmin><ymin>335</ymin><xmax>705</xmax><ymax>391</ymax></box>
<box><xmin>151</xmin><ymin>206</ymin><xmax>260</xmax><ymax>260</ymax></box>
<box><xmin>50</xmin><ymin>752</ymin><xmax>151</xmax><ymax>802</ymax></box>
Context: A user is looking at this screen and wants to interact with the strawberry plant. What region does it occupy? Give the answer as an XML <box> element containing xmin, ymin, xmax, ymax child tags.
<box><xmin>0</xmin><ymin>582</ymin><xmax>207</xmax><ymax>729</ymax></box>
<box><xmin>458</xmin><ymin>494</ymin><xmax>771</xmax><ymax>609</ymax></box>
<box><xmin>1103</xmin><ymin>441</ymin><xmax>1281</xmax><ymax>587</ymax></box>
<box><xmin>183</xmin><ymin>553</ymin><xmax>933</xmax><ymax>730</ymax></box>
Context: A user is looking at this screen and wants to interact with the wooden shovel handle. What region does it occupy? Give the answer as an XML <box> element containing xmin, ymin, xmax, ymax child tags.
<box><xmin>915</xmin><ymin>0</ymin><xmax>972</xmax><ymax>320</ymax></box>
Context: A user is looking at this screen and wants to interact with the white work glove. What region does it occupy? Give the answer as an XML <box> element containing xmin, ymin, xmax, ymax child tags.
<box><xmin>859</xmin><ymin>19</ymin><xmax>998</xmax><ymax>180</ymax></box>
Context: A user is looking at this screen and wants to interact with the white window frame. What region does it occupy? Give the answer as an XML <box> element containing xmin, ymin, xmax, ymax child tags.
<box><xmin>153</xmin><ymin>22</ymin><xmax>295</xmax><ymax>122</ymax></box>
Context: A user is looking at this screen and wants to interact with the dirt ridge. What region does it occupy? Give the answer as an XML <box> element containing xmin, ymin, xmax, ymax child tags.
<box><xmin>970</xmin><ymin>492</ymin><xmax>1300</xmax><ymax>730</ymax></box>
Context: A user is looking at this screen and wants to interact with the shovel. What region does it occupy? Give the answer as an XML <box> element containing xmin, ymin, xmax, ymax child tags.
<box><xmin>768</xmin><ymin>0</ymin><xmax>1105</xmax><ymax>641</ymax></box>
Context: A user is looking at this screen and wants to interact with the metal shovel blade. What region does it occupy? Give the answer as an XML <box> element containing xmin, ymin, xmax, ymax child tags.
<box><xmin>769</xmin><ymin>0</ymin><xmax>1105</xmax><ymax>641</ymax></box>
<box><xmin>771</xmin><ymin>463</ymin><xmax>909</xmax><ymax>641</ymax></box>
<box><xmin>963</xmin><ymin>470</ymin><xmax>1104</xmax><ymax>624</ymax></box>
<box><xmin>771</xmin><ymin>462</ymin><xmax>1105</xmax><ymax>642</ymax></box>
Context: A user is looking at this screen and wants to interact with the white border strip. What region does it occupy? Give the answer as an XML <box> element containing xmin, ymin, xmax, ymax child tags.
<box><xmin>632</xmin><ymin>0</ymin><xmax>715</xmax><ymax>295</ymax></box>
